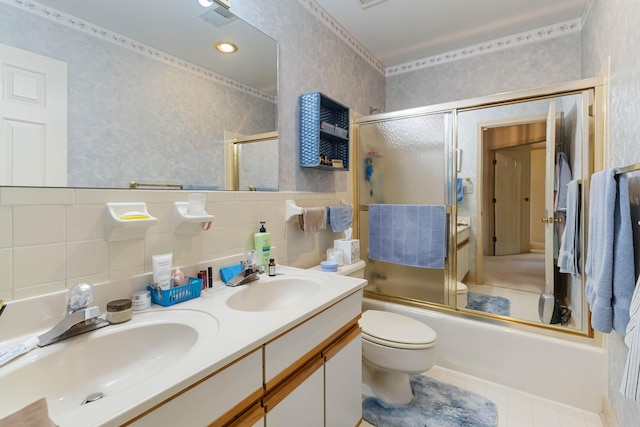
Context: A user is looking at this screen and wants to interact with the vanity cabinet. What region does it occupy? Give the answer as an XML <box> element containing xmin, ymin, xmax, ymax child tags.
<box><xmin>299</xmin><ymin>92</ymin><xmax>350</xmax><ymax>170</ymax></box>
<box><xmin>124</xmin><ymin>289</ymin><xmax>363</xmax><ymax>427</ymax></box>
<box><xmin>127</xmin><ymin>349</ymin><xmax>263</xmax><ymax>427</ymax></box>
<box><xmin>457</xmin><ymin>226</ymin><xmax>470</xmax><ymax>281</ymax></box>
<box><xmin>263</xmin><ymin>290</ymin><xmax>362</xmax><ymax>426</ymax></box>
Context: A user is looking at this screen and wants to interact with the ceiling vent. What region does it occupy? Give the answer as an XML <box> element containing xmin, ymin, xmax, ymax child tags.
<box><xmin>199</xmin><ymin>5</ymin><xmax>237</xmax><ymax>27</ymax></box>
<box><xmin>356</xmin><ymin>0</ymin><xmax>388</xmax><ymax>9</ymax></box>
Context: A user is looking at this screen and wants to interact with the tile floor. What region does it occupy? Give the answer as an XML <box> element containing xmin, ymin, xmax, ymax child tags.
<box><xmin>361</xmin><ymin>366</ymin><xmax>604</xmax><ymax>427</ymax></box>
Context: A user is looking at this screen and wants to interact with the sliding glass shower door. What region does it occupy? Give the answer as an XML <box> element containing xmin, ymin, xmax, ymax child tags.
<box><xmin>356</xmin><ymin>111</ymin><xmax>453</xmax><ymax>305</ymax></box>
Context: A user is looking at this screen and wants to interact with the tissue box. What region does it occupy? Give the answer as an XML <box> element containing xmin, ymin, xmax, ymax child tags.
<box><xmin>334</xmin><ymin>239</ymin><xmax>360</xmax><ymax>265</ymax></box>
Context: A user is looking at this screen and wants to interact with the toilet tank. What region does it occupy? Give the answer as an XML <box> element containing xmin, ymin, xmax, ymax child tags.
<box><xmin>308</xmin><ymin>259</ymin><xmax>366</xmax><ymax>278</ymax></box>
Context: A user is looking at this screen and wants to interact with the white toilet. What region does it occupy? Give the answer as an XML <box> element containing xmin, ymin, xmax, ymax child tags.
<box><xmin>457</xmin><ymin>281</ymin><xmax>468</xmax><ymax>308</ymax></box>
<box><xmin>309</xmin><ymin>259</ymin><xmax>439</xmax><ymax>405</ymax></box>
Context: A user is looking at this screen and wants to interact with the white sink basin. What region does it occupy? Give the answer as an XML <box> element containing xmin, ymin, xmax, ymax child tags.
<box><xmin>0</xmin><ymin>309</ymin><xmax>219</xmax><ymax>421</ymax></box>
<box><xmin>226</xmin><ymin>276</ymin><xmax>322</xmax><ymax>312</ymax></box>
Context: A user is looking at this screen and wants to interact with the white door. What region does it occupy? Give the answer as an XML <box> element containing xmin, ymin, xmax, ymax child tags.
<box><xmin>543</xmin><ymin>102</ymin><xmax>557</xmax><ymax>294</ymax></box>
<box><xmin>494</xmin><ymin>149</ymin><xmax>523</xmax><ymax>255</ymax></box>
<box><xmin>0</xmin><ymin>43</ymin><xmax>67</xmax><ymax>186</ymax></box>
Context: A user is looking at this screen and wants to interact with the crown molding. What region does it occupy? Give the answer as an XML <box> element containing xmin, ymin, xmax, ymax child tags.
<box><xmin>385</xmin><ymin>19</ymin><xmax>582</xmax><ymax>77</ymax></box>
<box><xmin>301</xmin><ymin>0</ymin><xmax>583</xmax><ymax>79</ymax></box>
<box><xmin>2</xmin><ymin>0</ymin><xmax>276</xmax><ymax>103</ymax></box>
<box><xmin>296</xmin><ymin>0</ymin><xmax>386</xmax><ymax>75</ymax></box>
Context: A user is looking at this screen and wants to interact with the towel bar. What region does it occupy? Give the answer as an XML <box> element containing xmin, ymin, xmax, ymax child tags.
<box><xmin>285</xmin><ymin>199</ymin><xmax>351</xmax><ymax>221</ymax></box>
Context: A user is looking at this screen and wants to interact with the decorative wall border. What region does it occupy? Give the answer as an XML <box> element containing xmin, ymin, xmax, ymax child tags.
<box><xmin>296</xmin><ymin>0</ymin><xmax>386</xmax><ymax>74</ymax></box>
<box><xmin>299</xmin><ymin>0</ymin><xmax>583</xmax><ymax>78</ymax></box>
<box><xmin>3</xmin><ymin>0</ymin><xmax>277</xmax><ymax>103</ymax></box>
<box><xmin>385</xmin><ymin>19</ymin><xmax>582</xmax><ymax>77</ymax></box>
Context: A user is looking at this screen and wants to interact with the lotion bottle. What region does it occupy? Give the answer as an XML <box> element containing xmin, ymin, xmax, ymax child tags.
<box><xmin>254</xmin><ymin>222</ymin><xmax>272</xmax><ymax>267</ymax></box>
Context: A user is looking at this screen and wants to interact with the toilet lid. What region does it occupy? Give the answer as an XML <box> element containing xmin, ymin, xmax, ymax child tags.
<box><xmin>359</xmin><ymin>310</ymin><xmax>437</xmax><ymax>349</ymax></box>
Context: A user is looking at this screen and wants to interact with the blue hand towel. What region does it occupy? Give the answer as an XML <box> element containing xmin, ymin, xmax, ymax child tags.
<box><xmin>457</xmin><ymin>178</ymin><xmax>464</xmax><ymax>203</ymax></box>
<box><xmin>612</xmin><ymin>173</ymin><xmax>635</xmax><ymax>333</ymax></box>
<box><xmin>220</xmin><ymin>263</ymin><xmax>242</xmax><ymax>284</ymax></box>
<box><xmin>368</xmin><ymin>204</ymin><xmax>446</xmax><ymax>269</ymax></box>
<box><xmin>585</xmin><ymin>169</ymin><xmax>616</xmax><ymax>333</ymax></box>
<box><xmin>328</xmin><ymin>205</ymin><xmax>353</xmax><ymax>232</ymax></box>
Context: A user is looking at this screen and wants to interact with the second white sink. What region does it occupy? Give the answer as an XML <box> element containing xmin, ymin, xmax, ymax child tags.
<box><xmin>226</xmin><ymin>276</ymin><xmax>322</xmax><ymax>312</ymax></box>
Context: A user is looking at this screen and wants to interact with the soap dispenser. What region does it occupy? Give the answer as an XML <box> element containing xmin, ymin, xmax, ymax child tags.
<box><xmin>254</xmin><ymin>221</ymin><xmax>272</xmax><ymax>267</ymax></box>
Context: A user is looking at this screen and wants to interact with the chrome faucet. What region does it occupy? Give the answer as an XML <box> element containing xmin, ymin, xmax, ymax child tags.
<box><xmin>226</xmin><ymin>251</ymin><xmax>262</xmax><ymax>287</ymax></box>
<box><xmin>37</xmin><ymin>283</ymin><xmax>109</xmax><ymax>347</ymax></box>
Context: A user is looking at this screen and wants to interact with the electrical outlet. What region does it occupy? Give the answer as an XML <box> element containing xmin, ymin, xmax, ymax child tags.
<box><xmin>463</xmin><ymin>185</ymin><xmax>474</xmax><ymax>194</ymax></box>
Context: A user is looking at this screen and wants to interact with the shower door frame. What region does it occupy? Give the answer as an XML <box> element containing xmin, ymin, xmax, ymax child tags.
<box><xmin>352</xmin><ymin>77</ymin><xmax>606</xmax><ymax>338</ymax></box>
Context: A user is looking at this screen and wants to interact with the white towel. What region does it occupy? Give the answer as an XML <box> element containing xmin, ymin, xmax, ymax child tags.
<box><xmin>620</xmin><ymin>276</ymin><xmax>640</xmax><ymax>400</ymax></box>
<box><xmin>558</xmin><ymin>180</ymin><xmax>580</xmax><ymax>278</ymax></box>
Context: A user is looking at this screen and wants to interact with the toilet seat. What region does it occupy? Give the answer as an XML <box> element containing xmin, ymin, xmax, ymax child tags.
<box><xmin>360</xmin><ymin>310</ymin><xmax>437</xmax><ymax>350</ymax></box>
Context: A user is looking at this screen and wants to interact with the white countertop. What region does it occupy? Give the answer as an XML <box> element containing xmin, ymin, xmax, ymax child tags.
<box><xmin>0</xmin><ymin>266</ymin><xmax>367</xmax><ymax>427</ymax></box>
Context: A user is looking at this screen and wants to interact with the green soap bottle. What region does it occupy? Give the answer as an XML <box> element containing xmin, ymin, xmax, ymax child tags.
<box><xmin>254</xmin><ymin>221</ymin><xmax>272</xmax><ymax>267</ymax></box>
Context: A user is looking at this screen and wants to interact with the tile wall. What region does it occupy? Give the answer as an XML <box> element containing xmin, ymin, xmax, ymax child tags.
<box><xmin>0</xmin><ymin>187</ymin><xmax>350</xmax><ymax>302</ymax></box>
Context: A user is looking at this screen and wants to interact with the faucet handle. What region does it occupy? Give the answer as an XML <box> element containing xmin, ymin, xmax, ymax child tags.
<box><xmin>66</xmin><ymin>283</ymin><xmax>95</xmax><ymax>313</ymax></box>
<box><xmin>243</xmin><ymin>250</ymin><xmax>258</xmax><ymax>270</ymax></box>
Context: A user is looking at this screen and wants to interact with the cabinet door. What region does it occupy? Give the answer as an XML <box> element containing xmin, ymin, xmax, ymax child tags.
<box><xmin>128</xmin><ymin>349</ymin><xmax>262</xmax><ymax>427</ymax></box>
<box><xmin>325</xmin><ymin>328</ymin><xmax>362</xmax><ymax>427</ymax></box>
<box><xmin>264</xmin><ymin>359</ymin><xmax>324</xmax><ymax>427</ymax></box>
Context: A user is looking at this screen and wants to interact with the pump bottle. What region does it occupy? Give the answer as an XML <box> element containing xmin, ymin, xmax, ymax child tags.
<box><xmin>254</xmin><ymin>222</ymin><xmax>272</xmax><ymax>267</ymax></box>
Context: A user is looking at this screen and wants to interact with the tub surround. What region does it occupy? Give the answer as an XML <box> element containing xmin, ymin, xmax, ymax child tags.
<box><xmin>0</xmin><ymin>265</ymin><xmax>366</xmax><ymax>426</ymax></box>
<box><xmin>363</xmin><ymin>297</ymin><xmax>605</xmax><ymax>413</ymax></box>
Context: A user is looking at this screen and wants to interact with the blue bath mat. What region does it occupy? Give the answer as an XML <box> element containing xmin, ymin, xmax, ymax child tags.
<box><xmin>362</xmin><ymin>375</ymin><xmax>498</xmax><ymax>427</ymax></box>
<box><xmin>466</xmin><ymin>292</ymin><xmax>510</xmax><ymax>316</ymax></box>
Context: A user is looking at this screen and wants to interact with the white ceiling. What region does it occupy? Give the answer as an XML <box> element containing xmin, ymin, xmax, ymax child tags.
<box><xmin>32</xmin><ymin>0</ymin><xmax>278</xmax><ymax>96</ymax></box>
<box><xmin>25</xmin><ymin>0</ymin><xmax>588</xmax><ymax>94</ymax></box>
<box><xmin>314</xmin><ymin>0</ymin><xmax>588</xmax><ymax>68</ymax></box>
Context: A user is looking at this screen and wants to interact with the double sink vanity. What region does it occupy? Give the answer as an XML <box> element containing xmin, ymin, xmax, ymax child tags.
<box><xmin>0</xmin><ymin>267</ymin><xmax>367</xmax><ymax>427</ymax></box>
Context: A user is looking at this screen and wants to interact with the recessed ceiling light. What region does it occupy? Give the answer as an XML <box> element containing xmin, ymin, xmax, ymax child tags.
<box><xmin>214</xmin><ymin>41</ymin><xmax>238</xmax><ymax>53</ymax></box>
<box><xmin>199</xmin><ymin>0</ymin><xmax>214</xmax><ymax>7</ymax></box>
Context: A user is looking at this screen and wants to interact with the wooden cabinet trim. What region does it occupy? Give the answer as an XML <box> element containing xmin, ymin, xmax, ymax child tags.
<box><xmin>322</xmin><ymin>325</ymin><xmax>361</xmax><ymax>362</ymax></box>
<box><xmin>265</xmin><ymin>315</ymin><xmax>361</xmax><ymax>391</ymax></box>
<box><xmin>263</xmin><ymin>355</ymin><xmax>324</xmax><ymax>413</ymax></box>
<box><xmin>209</xmin><ymin>388</ymin><xmax>263</xmax><ymax>427</ymax></box>
<box><xmin>219</xmin><ymin>401</ymin><xmax>264</xmax><ymax>427</ymax></box>
<box><xmin>457</xmin><ymin>238</ymin><xmax>469</xmax><ymax>249</ymax></box>
<box><xmin>121</xmin><ymin>347</ymin><xmax>262</xmax><ymax>427</ymax></box>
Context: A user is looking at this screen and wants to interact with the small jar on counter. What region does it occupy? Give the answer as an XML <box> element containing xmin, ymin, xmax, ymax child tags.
<box><xmin>106</xmin><ymin>299</ymin><xmax>133</xmax><ymax>324</ymax></box>
<box><xmin>132</xmin><ymin>290</ymin><xmax>151</xmax><ymax>311</ymax></box>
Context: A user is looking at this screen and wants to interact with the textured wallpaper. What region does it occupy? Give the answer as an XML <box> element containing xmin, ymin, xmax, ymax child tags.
<box><xmin>386</xmin><ymin>33</ymin><xmax>582</xmax><ymax>111</ymax></box>
<box><xmin>230</xmin><ymin>0</ymin><xmax>386</xmax><ymax>192</ymax></box>
<box><xmin>582</xmin><ymin>0</ymin><xmax>640</xmax><ymax>424</ymax></box>
<box><xmin>0</xmin><ymin>2</ymin><xmax>276</xmax><ymax>189</ymax></box>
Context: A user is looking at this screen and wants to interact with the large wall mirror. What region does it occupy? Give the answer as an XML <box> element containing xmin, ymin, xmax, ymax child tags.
<box><xmin>0</xmin><ymin>0</ymin><xmax>278</xmax><ymax>189</ymax></box>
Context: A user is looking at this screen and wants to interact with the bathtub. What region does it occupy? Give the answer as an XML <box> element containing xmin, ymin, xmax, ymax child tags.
<box><xmin>363</xmin><ymin>296</ymin><xmax>605</xmax><ymax>412</ymax></box>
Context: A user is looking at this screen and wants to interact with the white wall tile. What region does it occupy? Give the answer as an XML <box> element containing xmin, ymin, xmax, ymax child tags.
<box><xmin>0</xmin><ymin>187</ymin><xmax>74</xmax><ymax>205</ymax></box>
<box><xmin>66</xmin><ymin>204</ymin><xmax>104</xmax><ymax>242</ymax></box>
<box><xmin>108</xmin><ymin>240</ymin><xmax>145</xmax><ymax>272</ymax></box>
<box><xmin>13</xmin><ymin>244</ymin><xmax>66</xmax><ymax>288</ymax></box>
<box><xmin>14</xmin><ymin>206</ymin><xmax>66</xmax><ymax>247</ymax></box>
<box><xmin>0</xmin><ymin>207</ymin><xmax>11</xmax><ymax>248</ymax></box>
<box><xmin>66</xmin><ymin>240</ymin><xmax>108</xmax><ymax>279</ymax></box>
<box><xmin>0</xmin><ymin>248</ymin><xmax>11</xmax><ymax>293</ymax></box>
